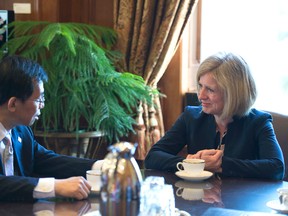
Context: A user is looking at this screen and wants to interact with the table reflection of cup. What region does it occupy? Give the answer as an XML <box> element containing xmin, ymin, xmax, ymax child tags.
<box><xmin>176</xmin><ymin>188</ymin><xmax>204</xmax><ymax>201</ymax></box>
<box><xmin>175</xmin><ymin>180</ymin><xmax>212</xmax><ymax>201</ymax></box>
<box><xmin>176</xmin><ymin>159</ymin><xmax>205</xmax><ymax>174</ymax></box>
<box><xmin>277</xmin><ymin>188</ymin><xmax>288</xmax><ymax>207</ymax></box>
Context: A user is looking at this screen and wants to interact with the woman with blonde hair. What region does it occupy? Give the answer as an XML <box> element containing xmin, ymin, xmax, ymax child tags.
<box><xmin>145</xmin><ymin>52</ymin><xmax>284</xmax><ymax>180</ymax></box>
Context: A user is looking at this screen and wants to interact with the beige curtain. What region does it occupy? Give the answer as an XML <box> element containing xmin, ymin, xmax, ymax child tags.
<box><xmin>114</xmin><ymin>0</ymin><xmax>197</xmax><ymax>160</ymax></box>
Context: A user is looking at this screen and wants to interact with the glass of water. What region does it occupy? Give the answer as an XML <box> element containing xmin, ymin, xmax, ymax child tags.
<box><xmin>139</xmin><ymin>176</ymin><xmax>176</xmax><ymax>216</ymax></box>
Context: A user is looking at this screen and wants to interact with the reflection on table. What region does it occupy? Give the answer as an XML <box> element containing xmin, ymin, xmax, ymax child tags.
<box><xmin>0</xmin><ymin>169</ymin><xmax>288</xmax><ymax>215</ymax></box>
<box><xmin>0</xmin><ymin>199</ymin><xmax>95</xmax><ymax>216</ymax></box>
<box><xmin>144</xmin><ymin>170</ymin><xmax>288</xmax><ymax>215</ymax></box>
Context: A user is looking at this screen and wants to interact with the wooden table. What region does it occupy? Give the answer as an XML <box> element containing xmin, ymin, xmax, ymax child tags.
<box><xmin>0</xmin><ymin>169</ymin><xmax>287</xmax><ymax>215</ymax></box>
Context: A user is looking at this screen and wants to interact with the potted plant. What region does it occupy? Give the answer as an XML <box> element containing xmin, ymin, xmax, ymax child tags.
<box><xmin>0</xmin><ymin>21</ymin><xmax>158</xmax><ymax>155</ymax></box>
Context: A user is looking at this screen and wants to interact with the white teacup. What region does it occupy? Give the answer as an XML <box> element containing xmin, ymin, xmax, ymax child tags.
<box><xmin>86</xmin><ymin>170</ymin><xmax>102</xmax><ymax>192</ymax></box>
<box><xmin>176</xmin><ymin>159</ymin><xmax>205</xmax><ymax>174</ymax></box>
<box><xmin>277</xmin><ymin>188</ymin><xmax>288</xmax><ymax>207</ymax></box>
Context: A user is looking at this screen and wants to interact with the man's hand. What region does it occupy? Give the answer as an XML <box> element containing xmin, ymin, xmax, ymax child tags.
<box><xmin>187</xmin><ymin>149</ymin><xmax>223</xmax><ymax>173</ymax></box>
<box><xmin>55</xmin><ymin>177</ymin><xmax>92</xmax><ymax>200</ymax></box>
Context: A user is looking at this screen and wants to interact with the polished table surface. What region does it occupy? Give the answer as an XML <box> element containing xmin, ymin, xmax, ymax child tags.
<box><xmin>0</xmin><ymin>169</ymin><xmax>287</xmax><ymax>216</ymax></box>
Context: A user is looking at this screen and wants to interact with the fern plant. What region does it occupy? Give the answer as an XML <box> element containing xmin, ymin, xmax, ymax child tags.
<box><xmin>0</xmin><ymin>21</ymin><xmax>157</xmax><ymax>142</ymax></box>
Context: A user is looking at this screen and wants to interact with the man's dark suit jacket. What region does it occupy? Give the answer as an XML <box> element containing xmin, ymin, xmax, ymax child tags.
<box><xmin>0</xmin><ymin>126</ymin><xmax>96</xmax><ymax>201</ymax></box>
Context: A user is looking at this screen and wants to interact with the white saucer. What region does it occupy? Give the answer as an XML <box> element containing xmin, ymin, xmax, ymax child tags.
<box><xmin>266</xmin><ymin>199</ymin><xmax>288</xmax><ymax>214</ymax></box>
<box><xmin>175</xmin><ymin>170</ymin><xmax>213</xmax><ymax>181</ymax></box>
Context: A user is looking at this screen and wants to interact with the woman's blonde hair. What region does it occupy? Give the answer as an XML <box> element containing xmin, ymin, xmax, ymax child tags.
<box><xmin>196</xmin><ymin>52</ymin><xmax>257</xmax><ymax>120</ymax></box>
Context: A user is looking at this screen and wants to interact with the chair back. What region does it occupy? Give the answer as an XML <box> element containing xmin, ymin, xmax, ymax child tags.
<box><xmin>269</xmin><ymin>111</ymin><xmax>288</xmax><ymax>180</ymax></box>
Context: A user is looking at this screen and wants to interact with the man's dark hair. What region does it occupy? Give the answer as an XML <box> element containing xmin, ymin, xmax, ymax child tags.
<box><xmin>0</xmin><ymin>55</ymin><xmax>48</xmax><ymax>105</ymax></box>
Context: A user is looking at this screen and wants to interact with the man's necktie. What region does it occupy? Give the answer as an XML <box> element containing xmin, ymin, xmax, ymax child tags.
<box><xmin>3</xmin><ymin>135</ymin><xmax>14</xmax><ymax>176</ymax></box>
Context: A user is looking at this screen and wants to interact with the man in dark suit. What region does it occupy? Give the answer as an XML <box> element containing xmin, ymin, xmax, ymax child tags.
<box><xmin>0</xmin><ymin>55</ymin><xmax>100</xmax><ymax>201</ymax></box>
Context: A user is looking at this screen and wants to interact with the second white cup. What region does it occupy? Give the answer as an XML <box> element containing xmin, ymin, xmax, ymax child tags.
<box><xmin>278</xmin><ymin>188</ymin><xmax>288</xmax><ymax>207</ymax></box>
<box><xmin>86</xmin><ymin>170</ymin><xmax>102</xmax><ymax>192</ymax></box>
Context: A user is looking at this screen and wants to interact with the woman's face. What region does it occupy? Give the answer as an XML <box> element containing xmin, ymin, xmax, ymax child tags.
<box><xmin>197</xmin><ymin>72</ymin><xmax>224</xmax><ymax>117</ymax></box>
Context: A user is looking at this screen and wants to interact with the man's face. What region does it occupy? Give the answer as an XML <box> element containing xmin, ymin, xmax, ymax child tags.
<box><xmin>16</xmin><ymin>81</ymin><xmax>45</xmax><ymax>126</ymax></box>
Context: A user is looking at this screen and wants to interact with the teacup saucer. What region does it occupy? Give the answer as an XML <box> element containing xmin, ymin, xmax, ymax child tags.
<box><xmin>175</xmin><ymin>170</ymin><xmax>213</xmax><ymax>181</ymax></box>
<box><xmin>266</xmin><ymin>199</ymin><xmax>288</xmax><ymax>214</ymax></box>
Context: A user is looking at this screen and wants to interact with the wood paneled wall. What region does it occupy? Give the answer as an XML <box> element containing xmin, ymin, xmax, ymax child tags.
<box><xmin>158</xmin><ymin>46</ymin><xmax>183</xmax><ymax>130</ymax></box>
<box><xmin>0</xmin><ymin>0</ymin><xmax>113</xmax><ymax>26</ymax></box>
<box><xmin>58</xmin><ymin>0</ymin><xmax>113</xmax><ymax>27</ymax></box>
<box><xmin>0</xmin><ymin>0</ymin><xmax>182</xmax><ymax>132</ymax></box>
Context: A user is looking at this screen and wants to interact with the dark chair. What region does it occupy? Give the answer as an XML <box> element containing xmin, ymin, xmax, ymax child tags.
<box><xmin>269</xmin><ymin>111</ymin><xmax>288</xmax><ymax>180</ymax></box>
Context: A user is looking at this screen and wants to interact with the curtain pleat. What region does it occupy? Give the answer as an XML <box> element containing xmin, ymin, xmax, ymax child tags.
<box><xmin>113</xmin><ymin>0</ymin><xmax>197</xmax><ymax>160</ymax></box>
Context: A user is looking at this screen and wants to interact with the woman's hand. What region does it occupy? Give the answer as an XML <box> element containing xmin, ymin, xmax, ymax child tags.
<box><xmin>187</xmin><ymin>149</ymin><xmax>223</xmax><ymax>173</ymax></box>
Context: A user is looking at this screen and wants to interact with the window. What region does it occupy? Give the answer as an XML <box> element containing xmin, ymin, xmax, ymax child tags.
<box><xmin>183</xmin><ymin>0</ymin><xmax>288</xmax><ymax>115</ymax></box>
